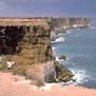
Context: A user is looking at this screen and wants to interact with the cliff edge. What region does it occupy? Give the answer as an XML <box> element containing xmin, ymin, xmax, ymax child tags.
<box><xmin>0</xmin><ymin>18</ymin><xmax>73</xmax><ymax>86</ymax></box>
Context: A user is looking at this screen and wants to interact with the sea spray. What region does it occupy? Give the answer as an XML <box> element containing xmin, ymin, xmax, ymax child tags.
<box><xmin>51</xmin><ymin>37</ymin><xmax>65</xmax><ymax>43</ymax></box>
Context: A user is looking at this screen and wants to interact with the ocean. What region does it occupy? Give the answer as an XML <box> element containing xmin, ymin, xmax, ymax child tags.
<box><xmin>52</xmin><ymin>28</ymin><xmax>96</xmax><ymax>89</ymax></box>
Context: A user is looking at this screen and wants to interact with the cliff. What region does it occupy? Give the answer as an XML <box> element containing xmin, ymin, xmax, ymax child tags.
<box><xmin>50</xmin><ymin>18</ymin><xmax>91</xmax><ymax>32</ymax></box>
<box><xmin>0</xmin><ymin>18</ymin><xmax>52</xmax><ymax>63</ymax></box>
<box><xmin>0</xmin><ymin>18</ymin><xmax>73</xmax><ymax>86</ymax></box>
<box><xmin>0</xmin><ymin>18</ymin><xmax>54</xmax><ymax>85</ymax></box>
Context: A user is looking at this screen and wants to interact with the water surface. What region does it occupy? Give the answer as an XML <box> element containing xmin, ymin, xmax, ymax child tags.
<box><xmin>52</xmin><ymin>28</ymin><xmax>96</xmax><ymax>88</ymax></box>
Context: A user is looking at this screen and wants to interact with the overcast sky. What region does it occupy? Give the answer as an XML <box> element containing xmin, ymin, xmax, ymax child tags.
<box><xmin>0</xmin><ymin>0</ymin><xmax>95</xmax><ymax>17</ymax></box>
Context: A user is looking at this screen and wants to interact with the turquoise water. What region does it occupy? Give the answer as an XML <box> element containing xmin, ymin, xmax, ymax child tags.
<box><xmin>52</xmin><ymin>28</ymin><xmax>96</xmax><ymax>88</ymax></box>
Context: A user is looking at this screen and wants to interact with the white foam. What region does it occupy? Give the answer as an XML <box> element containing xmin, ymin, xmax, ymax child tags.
<box><xmin>60</xmin><ymin>69</ymin><xmax>88</xmax><ymax>86</ymax></box>
<box><xmin>56</xmin><ymin>56</ymin><xmax>70</xmax><ymax>62</ymax></box>
<box><xmin>52</xmin><ymin>37</ymin><xmax>65</xmax><ymax>43</ymax></box>
<box><xmin>52</xmin><ymin>47</ymin><xmax>55</xmax><ymax>50</ymax></box>
<box><xmin>55</xmin><ymin>56</ymin><xmax>59</xmax><ymax>62</ymax></box>
<box><xmin>55</xmin><ymin>56</ymin><xmax>65</xmax><ymax>62</ymax></box>
<box><xmin>66</xmin><ymin>30</ymin><xmax>71</xmax><ymax>34</ymax></box>
<box><xmin>71</xmin><ymin>69</ymin><xmax>88</xmax><ymax>85</ymax></box>
<box><xmin>66</xmin><ymin>29</ymin><xmax>73</xmax><ymax>34</ymax></box>
<box><xmin>65</xmin><ymin>57</ymin><xmax>70</xmax><ymax>61</ymax></box>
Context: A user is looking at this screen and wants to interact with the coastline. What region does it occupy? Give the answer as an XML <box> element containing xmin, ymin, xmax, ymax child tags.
<box><xmin>51</xmin><ymin>27</ymin><xmax>96</xmax><ymax>88</ymax></box>
<box><xmin>0</xmin><ymin>18</ymin><xmax>95</xmax><ymax>95</ymax></box>
<box><xmin>0</xmin><ymin>71</ymin><xmax>96</xmax><ymax>96</ymax></box>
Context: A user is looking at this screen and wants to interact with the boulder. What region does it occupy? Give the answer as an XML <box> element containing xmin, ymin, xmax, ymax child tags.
<box><xmin>59</xmin><ymin>55</ymin><xmax>67</xmax><ymax>60</ymax></box>
<box><xmin>54</xmin><ymin>61</ymin><xmax>73</xmax><ymax>82</ymax></box>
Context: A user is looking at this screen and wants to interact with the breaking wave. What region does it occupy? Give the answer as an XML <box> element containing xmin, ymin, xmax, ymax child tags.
<box><xmin>71</xmin><ymin>69</ymin><xmax>88</xmax><ymax>85</ymax></box>
<box><xmin>52</xmin><ymin>37</ymin><xmax>65</xmax><ymax>43</ymax></box>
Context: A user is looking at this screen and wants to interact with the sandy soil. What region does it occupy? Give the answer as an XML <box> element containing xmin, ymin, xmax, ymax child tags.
<box><xmin>0</xmin><ymin>72</ymin><xmax>96</xmax><ymax>96</ymax></box>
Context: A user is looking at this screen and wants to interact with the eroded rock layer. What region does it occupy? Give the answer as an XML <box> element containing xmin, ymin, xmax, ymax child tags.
<box><xmin>0</xmin><ymin>18</ymin><xmax>73</xmax><ymax>86</ymax></box>
<box><xmin>0</xmin><ymin>19</ymin><xmax>55</xmax><ymax>85</ymax></box>
<box><xmin>0</xmin><ymin>25</ymin><xmax>52</xmax><ymax>64</ymax></box>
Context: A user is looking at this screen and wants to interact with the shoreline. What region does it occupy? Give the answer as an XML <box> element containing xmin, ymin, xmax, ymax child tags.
<box><xmin>51</xmin><ymin>28</ymin><xmax>96</xmax><ymax>89</ymax></box>
<box><xmin>0</xmin><ymin>71</ymin><xmax>96</xmax><ymax>96</ymax></box>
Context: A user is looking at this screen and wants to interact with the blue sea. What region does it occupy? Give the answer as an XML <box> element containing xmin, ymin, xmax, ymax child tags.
<box><xmin>52</xmin><ymin>28</ymin><xmax>96</xmax><ymax>89</ymax></box>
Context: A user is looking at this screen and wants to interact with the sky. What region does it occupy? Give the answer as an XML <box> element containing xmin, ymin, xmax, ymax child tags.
<box><xmin>0</xmin><ymin>0</ymin><xmax>95</xmax><ymax>17</ymax></box>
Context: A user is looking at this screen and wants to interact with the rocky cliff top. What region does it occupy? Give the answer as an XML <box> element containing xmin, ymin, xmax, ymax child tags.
<box><xmin>0</xmin><ymin>18</ymin><xmax>49</xmax><ymax>29</ymax></box>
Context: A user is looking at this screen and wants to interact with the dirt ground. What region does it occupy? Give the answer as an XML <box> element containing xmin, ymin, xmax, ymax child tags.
<box><xmin>0</xmin><ymin>72</ymin><xmax>96</xmax><ymax>96</ymax></box>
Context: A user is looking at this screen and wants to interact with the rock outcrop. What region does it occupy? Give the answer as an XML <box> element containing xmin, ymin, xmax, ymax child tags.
<box><xmin>59</xmin><ymin>55</ymin><xmax>67</xmax><ymax>61</ymax></box>
<box><xmin>54</xmin><ymin>61</ymin><xmax>73</xmax><ymax>82</ymax></box>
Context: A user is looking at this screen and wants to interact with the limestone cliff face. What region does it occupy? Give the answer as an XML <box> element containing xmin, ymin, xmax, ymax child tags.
<box><xmin>12</xmin><ymin>25</ymin><xmax>53</xmax><ymax>65</ymax></box>
<box><xmin>0</xmin><ymin>19</ymin><xmax>54</xmax><ymax>85</ymax></box>
<box><xmin>51</xmin><ymin>18</ymin><xmax>91</xmax><ymax>32</ymax></box>
<box><xmin>0</xmin><ymin>22</ymin><xmax>53</xmax><ymax>64</ymax></box>
<box><xmin>0</xmin><ymin>18</ymin><xmax>73</xmax><ymax>86</ymax></box>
